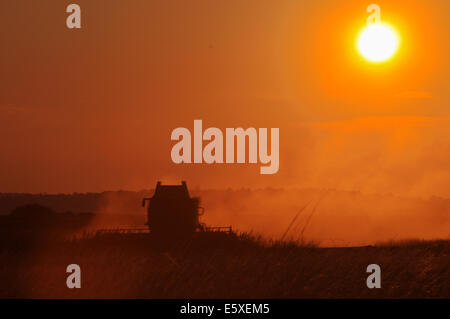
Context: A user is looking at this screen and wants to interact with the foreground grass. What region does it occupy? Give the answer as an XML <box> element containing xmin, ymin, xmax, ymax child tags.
<box><xmin>0</xmin><ymin>232</ymin><xmax>448</xmax><ymax>298</ymax></box>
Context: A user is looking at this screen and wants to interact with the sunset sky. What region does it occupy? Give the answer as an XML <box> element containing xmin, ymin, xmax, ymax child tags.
<box><xmin>1</xmin><ymin>0</ymin><xmax>450</xmax><ymax>197</ymax></box>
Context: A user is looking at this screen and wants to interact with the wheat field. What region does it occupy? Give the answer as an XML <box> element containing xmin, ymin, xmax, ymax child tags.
<box><xmin>0</xmin><ymin>232</ymin><xmax>448</xmax><ymax>298</ymax></box>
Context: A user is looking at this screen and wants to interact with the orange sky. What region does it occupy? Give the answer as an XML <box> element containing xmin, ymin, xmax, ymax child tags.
<box><xmin>1</xmin><ymin>0</ymin><xmax>449</xmax><ymax>196</ymax></box>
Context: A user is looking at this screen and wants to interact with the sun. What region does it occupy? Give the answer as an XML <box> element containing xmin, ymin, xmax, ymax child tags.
<box><xmin>357</xmin><ymin>23</ymin><xmax>399</xmax><ymax>62</ymax></box>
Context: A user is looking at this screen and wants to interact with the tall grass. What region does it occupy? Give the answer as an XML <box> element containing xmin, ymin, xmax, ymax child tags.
<box><xmin>0</xmin><ymin>232</ymin><xmax>448</xmax><ymax>298</ymax></box>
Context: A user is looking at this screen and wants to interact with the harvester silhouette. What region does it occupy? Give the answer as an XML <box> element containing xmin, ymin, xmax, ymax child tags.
<box><xmin>99</xmin><ymin>181</ymin><xmax>231</xmax><ymax>236</ymax></box>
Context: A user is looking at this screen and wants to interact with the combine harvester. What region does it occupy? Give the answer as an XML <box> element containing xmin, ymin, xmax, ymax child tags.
<box><xmin>98</xmin><ymin>181</ymin><xmax>232</xmax><ymax>236</ymax></box>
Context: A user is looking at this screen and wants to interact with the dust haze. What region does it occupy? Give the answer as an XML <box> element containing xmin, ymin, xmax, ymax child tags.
<box><xmin>83</xmin><ymin>116</ymin><xmax>450</xmax><ymax>246</ymax></box>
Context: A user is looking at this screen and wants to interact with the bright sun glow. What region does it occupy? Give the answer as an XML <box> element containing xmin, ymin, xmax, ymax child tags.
<box><xmin>357</xmin><ymin>24</ymin><xmax>399</xmax><ymax>62</ymax></box>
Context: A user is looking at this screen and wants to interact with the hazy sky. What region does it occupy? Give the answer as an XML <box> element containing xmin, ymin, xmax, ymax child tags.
<box><xmin>1</xmin><ymin>0</ymin><xmax>449</xmax><ymax>195</ymax></box>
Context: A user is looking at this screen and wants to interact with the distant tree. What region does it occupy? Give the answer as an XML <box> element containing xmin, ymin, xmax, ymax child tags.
<box><xmin>10</xmin><ymin>204</ymin><xmax>55</xmax><ymax>220</ymax></box>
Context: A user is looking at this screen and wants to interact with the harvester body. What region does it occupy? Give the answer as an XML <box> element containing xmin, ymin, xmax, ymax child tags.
<box><xmin>142</xmin><ymin>181</ymin><xmax>202</xmax><ymax>235</ymax></box>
